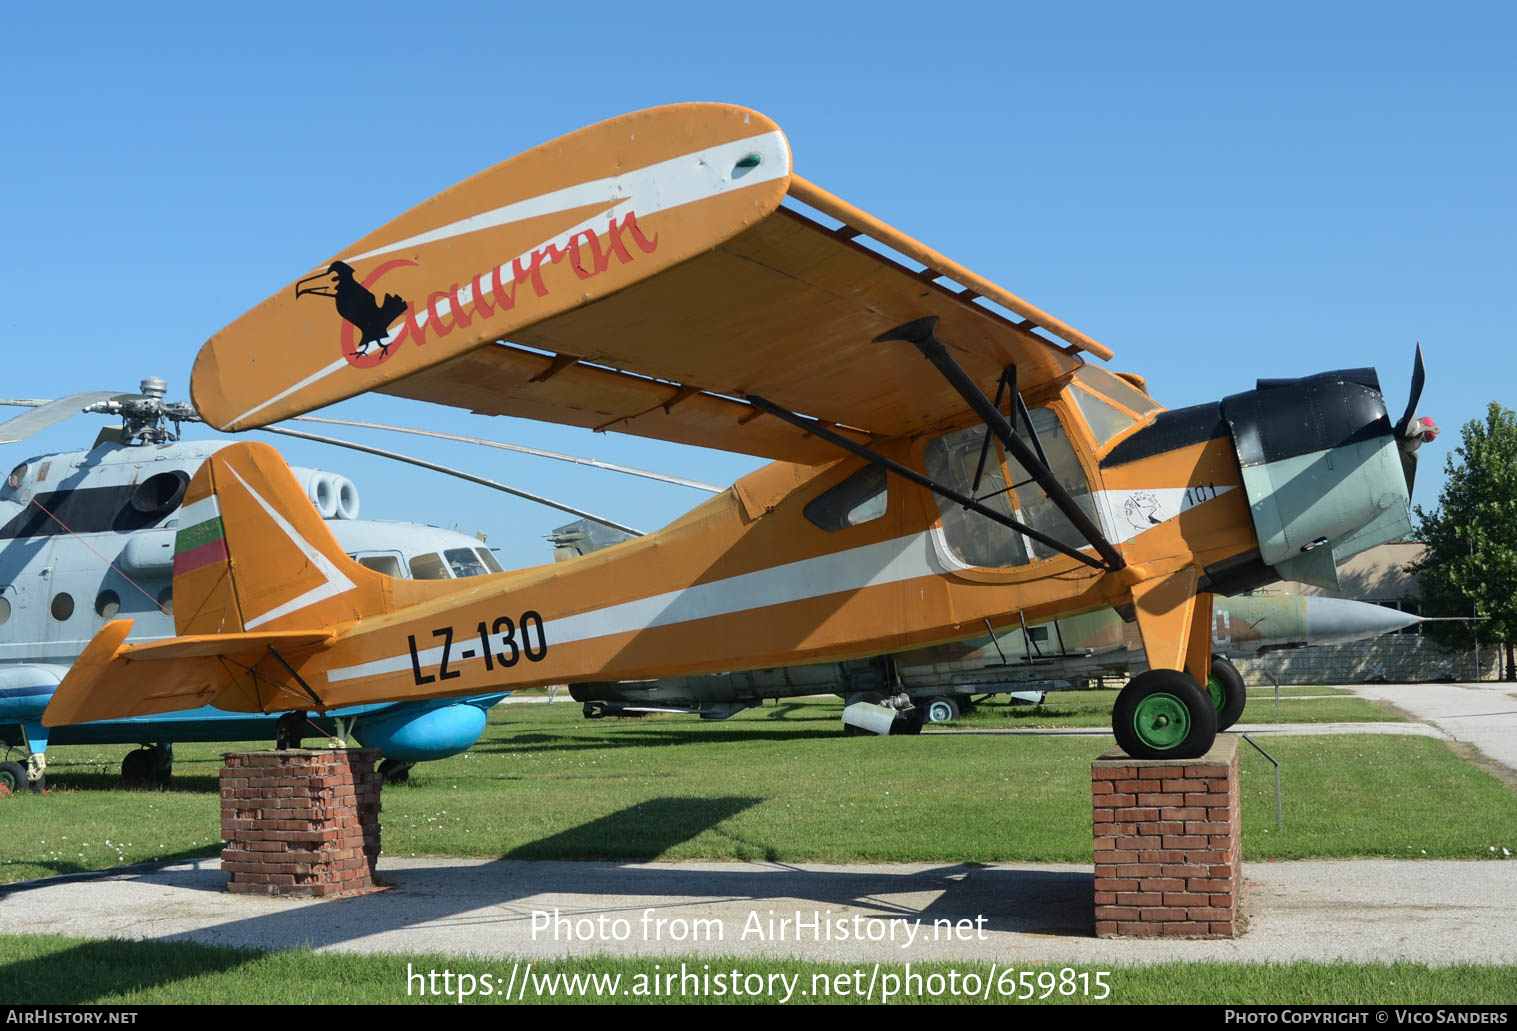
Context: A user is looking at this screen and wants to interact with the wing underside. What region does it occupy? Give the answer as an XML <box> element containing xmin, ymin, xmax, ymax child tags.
<box><xmin>193</xmin><ymin>105</ymin><xmax>1109</xmax><ymax>460</ymax></box>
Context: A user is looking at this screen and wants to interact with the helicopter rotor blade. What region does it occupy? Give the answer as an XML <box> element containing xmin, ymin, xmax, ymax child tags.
<box><xmin>289</xmin><ymin>414</ymin><xmax>723</xmax><ymax>493</ymax></box>
<box><xmin>257</xmin><ymin>425</ymin><xmax>645</xmax><ymax>538</ymax></box>
<box><xmin>0</xmin><ymin>392</ymin><xmax>134</xmax><ymax>445</ymax></box>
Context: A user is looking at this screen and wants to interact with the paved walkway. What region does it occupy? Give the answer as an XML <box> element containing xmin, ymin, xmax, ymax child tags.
<box><xmin>930</xmin><ymin>723</ymin><xmax>1446</xmax><ymax>739</ymax></box>
<box><xmin>1345</xmin><ymin>682</ymin><xmax>1517</xmax><ymax>774</ymax></box>
<box><xmin>2</xmin><ymin>857</ymin><xmax>1513</xmax><ymax>965</ymax></box>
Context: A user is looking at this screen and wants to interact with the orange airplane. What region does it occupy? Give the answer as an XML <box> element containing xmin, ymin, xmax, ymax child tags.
<box><xmin>42</xmin><ymin>104</ymin><xmax>1433</xmax><ymax>760</ymax></box>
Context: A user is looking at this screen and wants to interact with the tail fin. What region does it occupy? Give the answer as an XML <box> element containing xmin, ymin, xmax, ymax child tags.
<box><xmin>173</xmin><ymin>441</ymin><xmax>393</xmax><ymax>635</ymax></box>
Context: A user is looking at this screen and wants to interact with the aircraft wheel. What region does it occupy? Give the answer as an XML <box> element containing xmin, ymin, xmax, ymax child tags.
<box><xmin>1208</xmin><ymin>654</ymin><xmax>1247</xmax><ymax>731</ymax></box>
<box><xmin>121</xmin><ymin>748</ymin><xmax>153</xmax><ymax>786</ymax></box>
<box><xmin>378</xmin><ymin>759</ymin><xmax>413</xmax><ymax>784</ymax></box>
<box><xmin>1112</xmin><ymin>669</ymin><xmax>1217</xmax><ymax>760</ymax></box>
<box><xmin>925</xmin><ymin>697</ymin><xmax>960</xmax><ymax>724</ymax></box>
<box><xmin>0</xmin><ymin>761</ymin><xmax>27</xmax><ymax>795</ymax></box>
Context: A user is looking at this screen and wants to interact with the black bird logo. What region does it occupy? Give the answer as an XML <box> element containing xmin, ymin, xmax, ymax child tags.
<box><xmin>295</xmin><ymin>260</ymin><xmax>409</xmax><ymax>356</ymax></box>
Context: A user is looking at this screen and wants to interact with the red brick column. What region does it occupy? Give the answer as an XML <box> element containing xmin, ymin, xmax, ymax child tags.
<box><xmin>220</xmin><ymin>749</ymin><xmax>382</xmax><ymax>897</ymax></box>
<box><xmin>1091</xmin><ymin>735</ymin><xmax>1241</xmax><ymax>937</ymax></box>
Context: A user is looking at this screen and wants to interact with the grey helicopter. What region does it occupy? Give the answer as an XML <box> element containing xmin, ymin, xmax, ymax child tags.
<box><xmin>0</xmin><ymin>377</ymin><xmax>685</xmax><ymax>792</ymax></box>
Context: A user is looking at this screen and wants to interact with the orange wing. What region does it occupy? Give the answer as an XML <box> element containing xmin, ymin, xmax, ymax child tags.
<box><xmin>192</xmin><ymin>103</ymin><xmax>1109</xmax><ymax>460</ymax></box>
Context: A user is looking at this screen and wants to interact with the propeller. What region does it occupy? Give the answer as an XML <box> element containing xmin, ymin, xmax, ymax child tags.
<box><xmin>1391</xmin><ymin>344</ymin><xmax>1437</xmax><ymax>495</ymax></box>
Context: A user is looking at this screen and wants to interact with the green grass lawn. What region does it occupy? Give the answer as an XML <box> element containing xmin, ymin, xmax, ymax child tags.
<box><xmin>950</xmin><ymin>689</ymin><xmax>1396</xmax><ymax>728</ymax></box>
<box><xmin>0</xmin><ymin>699</ymin><xmax>1510</xmax><ymax>884</ymax></box>
<box><xmin>0</xmin><ymin>934</ymin><xmax>1511</xmax><ymax>1005</ymax></box>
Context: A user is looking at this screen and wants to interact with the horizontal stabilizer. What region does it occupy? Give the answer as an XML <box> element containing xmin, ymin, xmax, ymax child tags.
<box><xmin>41</xmin><ymin>620</ymin><xmax>335</xmax><ymax>727</ymax></box>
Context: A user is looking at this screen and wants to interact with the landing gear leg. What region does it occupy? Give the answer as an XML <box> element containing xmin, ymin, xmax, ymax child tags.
<box><xmin>1114</xmin><ymin>570</ymin><xmax>1219</xmax><ymax>759</ymax></box>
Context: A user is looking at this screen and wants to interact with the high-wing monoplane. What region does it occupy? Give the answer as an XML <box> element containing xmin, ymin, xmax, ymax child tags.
<box><xmin>43</xmin><ymin>104</ymin><xmax>1434</xmax><ymax>760</ymax></box>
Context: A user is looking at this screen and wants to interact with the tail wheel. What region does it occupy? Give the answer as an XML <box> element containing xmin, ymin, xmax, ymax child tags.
<box><xmin>1208</xmin><ymin>654</ymin><xmax>1247</xmax><ymax>731</ymax></box>
<box><xmin>1113</xmin><ymin>669</ymin><xmax>1218</xmax><ymax>760</ymax></box>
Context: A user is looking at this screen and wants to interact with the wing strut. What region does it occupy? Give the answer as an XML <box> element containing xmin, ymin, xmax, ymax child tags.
<box><xmin>876</xmin><ymin>317</ymin><xmax>1127</xmax><ymax>572</ymax></box>
<box><xmin>743</xmin><ymin>398</ymin><xmax>1107</xmax><ymax>571</ymax></box>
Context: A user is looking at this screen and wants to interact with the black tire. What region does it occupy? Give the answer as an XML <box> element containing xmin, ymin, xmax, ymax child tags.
<box><xmin>925</xmin><ymin>697</ymin><xmax>960</xmax><ymax>723</ymax></box>
<box><xmin>1112</xmin><ymin>669</ymin><xmax>1218</xmax><ymax>760</ymax></box>
<box><xmin>892</xmin><ymin>707</ymin><xmax>926</xmax><ymax>735</ymax></box>
<box><xmin>841</xmin><ymin>724</ymin><xmax>868</xmax><ymax>737</ymax></box>
<box><xmin>1208</xmin><ymin>654</ymin><xmax>1247</xmax><ymax>731</ymax></box>
<box><xmin>121</xmin><ymin>748</ymin><xmax>153</xmax><ymax>786</ymax></box>
<box><xmin>0</xmin><ymin>761</ymin><xmax>26</xmax><ymax>795</ymax></box>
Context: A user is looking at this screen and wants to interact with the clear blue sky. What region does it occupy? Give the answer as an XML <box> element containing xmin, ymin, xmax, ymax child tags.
<box><xmin>2</xmin><ymin>2</ymin><xmax>1511</xmax><ymax>566</ymax></box>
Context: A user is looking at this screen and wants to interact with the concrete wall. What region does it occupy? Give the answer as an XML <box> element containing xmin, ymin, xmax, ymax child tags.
<box><xmin>1231</xmin><ymin>633</ymin><xmax>1501</xmax><ymax>686</ymax></box>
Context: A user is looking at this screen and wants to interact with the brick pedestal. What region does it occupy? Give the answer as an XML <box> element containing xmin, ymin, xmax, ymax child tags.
<box><xmin>1091</xmin><ymin>735</ymin><xmax>1241</xmax><ymax>937</ymax></box>
<box><xmin>220</xmin><ymin>749</ymin><xmax>382</xmax><ymax>897</ymax></box>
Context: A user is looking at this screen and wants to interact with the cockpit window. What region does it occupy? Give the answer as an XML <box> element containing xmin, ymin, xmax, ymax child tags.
<box><xmin>444</xmin><ymin>547</ymin><xmax>488</xmax><ymax>578</ymax></box>
<box><xmin>803</xmin><ymin>466</ymin><xmax>888</xmax><ymax>531</ymax></box>
<box><xmin>476</xmin><ymin>548</ymin><xmax>503</xmax><ymax>573</ymax></box>
<box><xmin>1075</xmin><ymin>367</ymin><xmax>1161</xmax><ymax>415</ymax></box>
<box><xmin>1071</xmin><ymin>367</ymin><xmax>1162</xmax><ymax>447</ymax></box>
<box><xmin>925</xmin><ymin>407</ymin><xmax>1097</xmax><ymax>568</ymax></box>
<box><xmin>409</xmin><ymin>553</ymin><xmax>451</xmax><ymax>580</ymax></box>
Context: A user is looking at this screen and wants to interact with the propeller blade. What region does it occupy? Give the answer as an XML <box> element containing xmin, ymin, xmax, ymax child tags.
<box><xmin>289</xmin><ymin>415</ymin><xmax>723</xmax><ymax>493</ymax></box>
<box><xmin>257</xmin><ymin>425</ymin><xmax>645</xmax><ymax>538</ymax></box>
<box><xmin>1394</xmin><ymin>343</ymin><xmax>1426</xmax><ymax>438</ymax></box>
<box><xmin>0</xmin><ymin>391</ymin><xmax>133</xmax><ymax>445</ymax></box>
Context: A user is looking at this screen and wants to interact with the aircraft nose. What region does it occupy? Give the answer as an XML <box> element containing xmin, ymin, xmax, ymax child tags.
<box><xmin>1303</xmin><ymin>596</ymin><xmax>1420</xmax><ymax>646</ymax></box>
<box><xmin>1217</xmin><ymin>368</ymin><xmax>1411</xmax><ymax>591</ymax></box>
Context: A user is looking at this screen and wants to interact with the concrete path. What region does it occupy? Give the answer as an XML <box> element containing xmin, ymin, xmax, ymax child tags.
<box><xmin>2</xmin><ymin>857</ymin><xmax>1513</xmax><ymax>966</ymax></box>
<box><xmin>930</xmin><ymin>723</ymin><xmax>1446</xmax><ymax>739</ymax></box>
<box><xmin>1345</xmin><ymin>682</ymin><xmax>1517</xmax><ymax>774</ymax></box>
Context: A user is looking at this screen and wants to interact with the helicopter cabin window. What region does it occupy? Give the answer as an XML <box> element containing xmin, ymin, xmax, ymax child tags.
<box><xmin>95</xmin><ymin>590</ymin><xmax>120</xmax><ymax>619</ymax></box>
<box><xmin>925</xmin><ymin>408</ymin><xmax>1098</xmax><ymax>567</ymax></box>
<box><xmin>0</xmin><ymin>595</ymin><xmax>10</xmax><ymax>626</ymax></box>
<box><xmin>50</xmin><ymin>593</ymin><xmax>74</xmax><ymax>622</ymax></box>
<box><xmin>408</xmin><ymin>553</ymin><xmax>451</xmax><ymax>580</ymax></box>
<box><xmin>354</xmin><ymin>554</ymin><xmax>403</xmax><ymax>578</ymax></box>
<box><xmin>157</xmin><ymin>586</ymin><xmax>173</xmax><ymax>614</ymax></box>
<box><xmin>804</xmin><ymin>465</ymin><xmax>888</xmax><ymax>532</ymax></box>
<box><xmin>444</xmin><ymin>547</ymin><xmax>488</xmax><ymax>578</ymax></box>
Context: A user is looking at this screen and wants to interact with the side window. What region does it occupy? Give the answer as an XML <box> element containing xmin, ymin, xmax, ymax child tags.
<box><xmin>923</xmin><ymin>427</ymin><xmax>1028</xmax><ymax>567</ymax></box>
<box><xmin>408</xmin><ymin>553</ymin><xmax>451</xmax><ymax>580</ymax></box>
<box><xmin>804</xmin><ymin>466</ymin><xmax>888</xmax><ymax>531</ymax></box>
<box><xmin>1005</xmin><ymin>408</ymin><xmax>1101</xmax><ymax>561</ymax></box>
<box><xmin>924</xmin><ymin>408</ymin><xmax>1097</xmax><ymax>568</ymax></box>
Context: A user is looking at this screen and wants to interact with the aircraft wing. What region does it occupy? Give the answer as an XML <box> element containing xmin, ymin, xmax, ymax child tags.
<box><xmin>192</xmin><ymin>104</ymin><xmax>1109</xmax><ymax>461</ymax></box>
<box><xmin>41</xmin><ymin>620</ymin><xmax>336</xmax><ymax>726</ymax></box>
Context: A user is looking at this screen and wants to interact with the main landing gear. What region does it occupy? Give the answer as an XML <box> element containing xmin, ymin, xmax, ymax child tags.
<box><xmin>1110</xmin><ymin>654</ymin><xmax>1246</xmax><ymax>760</ymax></box>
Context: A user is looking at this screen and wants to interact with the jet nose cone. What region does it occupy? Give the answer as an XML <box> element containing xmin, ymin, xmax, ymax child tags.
<box><xmin>1304</xmin><ymin>596</ymin><xmax>1419</xmax><ymax>645</ymax></box>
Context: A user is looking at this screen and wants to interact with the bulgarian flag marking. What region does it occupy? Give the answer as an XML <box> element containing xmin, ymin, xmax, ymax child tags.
<box><xmin>174</xmin><ymin>495</ymin><xmax>228</xmax><ymax>577</ymax></box>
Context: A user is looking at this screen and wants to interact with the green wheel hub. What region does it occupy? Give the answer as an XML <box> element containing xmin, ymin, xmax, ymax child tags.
<box><xmin>1206</xmin><ymin>674</ymin><xmax>1226</xmax><ymax>711</ymax></box>
<box><xmin>1132</xmin><ymin>692</ymin><xmax>1191</xmax><ymax>751</ymax></box>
